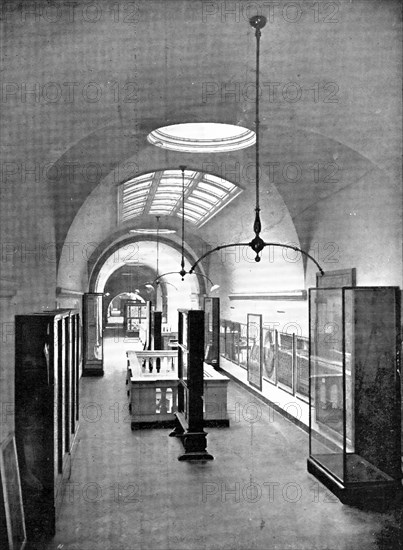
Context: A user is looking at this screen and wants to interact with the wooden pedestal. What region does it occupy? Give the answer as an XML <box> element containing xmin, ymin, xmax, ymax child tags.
<box><xmin>169</xmin><ymin>413</ymin><xmax>214</xmax><ymax>461</ymax></box>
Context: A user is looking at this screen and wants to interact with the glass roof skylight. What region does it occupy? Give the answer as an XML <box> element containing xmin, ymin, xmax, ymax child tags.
<box><xmin>119</xmin><ymin>169</ymin><xmax>242</xmax><ymax>227</ymax></box>
<box><xmin>147</xmin><ymin>123</ymin><xmax>255</xmax><ymax>153</ymax></box>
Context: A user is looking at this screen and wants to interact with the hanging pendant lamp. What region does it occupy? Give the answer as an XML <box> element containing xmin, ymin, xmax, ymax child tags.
<box><xmin>190</xmin><ymin>16</ymin><xmax>324</xmax><ymax>276</ymax></box>
<box><xmin>154</xmin><ymin>166</ymin><xmax>220</xmax><ymax>292</ymax></box>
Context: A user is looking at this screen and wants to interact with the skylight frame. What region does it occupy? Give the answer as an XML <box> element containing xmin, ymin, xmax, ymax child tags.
<box><xmin>147</xmin><ymin>123</ymin><xmax>256</xmax><ymax>153</ymax></box>
<box><xmin>118</xmin><ymin>169</ymin><xmax>243</xmax><ymax>227</ymax></box>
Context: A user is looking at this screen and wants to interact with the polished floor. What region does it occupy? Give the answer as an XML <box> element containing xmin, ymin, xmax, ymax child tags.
<box><xmin>44</xmin><ymin>326</ymin><xmax>402</xmax><ymax>550</ymax></box>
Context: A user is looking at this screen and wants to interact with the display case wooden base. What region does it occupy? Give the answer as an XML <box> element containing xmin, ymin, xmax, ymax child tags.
<box><xmin>169</xmin><ymin>413</ymin><xmax>214</xmax><ymax>461</ymax></box>
<box><xmin>307</xmin><ymin>457</ymin><xmax>402</xmax><ymax>509</ymax></box>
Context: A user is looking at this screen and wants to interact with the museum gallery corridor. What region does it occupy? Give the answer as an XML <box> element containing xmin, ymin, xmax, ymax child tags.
<box><xmin>43</xmin><ymin>327</ymin><xmax>402</xmax><ymax>550</ymax></box>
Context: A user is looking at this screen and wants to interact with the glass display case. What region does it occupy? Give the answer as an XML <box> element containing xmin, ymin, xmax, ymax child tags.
<box><xmin>124</xmin><ymin>301</ymin><xmax>146</xmax><ymax>337</ymax></box>
<box><xmin>308</xmin><ymin>287</ymin><xmax>401</xmax><ymax>508</ymax></box>
<box><xmin>204</xmin><ymin>297</ymin><xmax>220</xmax><ymax>368</ymax></box>
<box><xmin>83</xmin><ymin>293</ymin><xmax>103</xmax><ymax>376</ymax></box>
<box><xmin>15</xmin><ymin>310</ymin><xmax>81</xmax><ymax>541</ymax></box>
<box><xmin>220</xmin><ymin>319</ymin><xmax>244</xmax><ymax>366</ymax></box>
<box><xmin>177</xmin><ymin>310</ymin><xmax>190</xmax><ymax>388</ymax></box>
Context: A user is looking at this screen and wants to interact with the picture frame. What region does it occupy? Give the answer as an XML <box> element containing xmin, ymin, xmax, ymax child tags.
<box><xmin>262</xmin><ymin>327</ymin><xmax>276</xmax><ymax>385</ymax></box>
<box><xmin>247</xmin><ymin>314</ymin><xmax>262</xmax><ymax>390</ymax></box>
<box><xmin>0</xmin><ymin>434</ymin><xmax>26</xmax><ymax>550</ymax></box>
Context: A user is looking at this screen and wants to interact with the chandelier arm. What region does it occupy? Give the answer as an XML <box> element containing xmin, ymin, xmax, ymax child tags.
<box><xmin>189</xmin><ymin>243</ymin><xmax>251</xmax><ymax>274</ymax></box>
<box><xmin>190</xmin><ymin>242</ymin><xmax>325</xmax><ymax>276</ymax></box>
<box><xmin>147</xmin><ymin>280</ymin><xmax>179</xmax><ymax>292</ymax></box>
<box><xmin>153</xmin><ymin>271</ymin><xmax>180</xmax><ymax>285</ymax></box>
<box><xmin>164</xmin><ymin>281</ymin><xmax>178</xmax><ymax>291</ymax></box>
<box><xmin>154</xmin><ymin>269</ymin><xmax>216</xmax><ymax>289</ymax></box>
<box><xmin>267</xmin><ymin>242</ymin><xmax>325</xmax><ymax>276</ymax></box>
<box><xmin>191</xmin><ymin>270</ymin><xmax>215</xmax><ymax>288</ymax></box>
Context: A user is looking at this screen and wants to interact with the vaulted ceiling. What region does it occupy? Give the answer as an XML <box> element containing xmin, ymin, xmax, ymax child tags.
<box><xmin>2</xmin><ymin>0</ymin><xmax>401</xmax><ymax>272</ymax></box>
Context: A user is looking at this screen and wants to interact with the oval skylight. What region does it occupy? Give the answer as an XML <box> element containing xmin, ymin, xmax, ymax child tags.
<box><xmin>147</xmin><ymin>123</ymin><xmax>255</xmax><ymax>153</ymax></box>
<box><xmin>129</xmin><ymin>228</ymin><xmax>176</xmax><ymax>234</ymax></box>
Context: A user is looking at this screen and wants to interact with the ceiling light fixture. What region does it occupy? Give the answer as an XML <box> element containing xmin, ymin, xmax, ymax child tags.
<box><xmin>190</xmin><ymin>16</ymin><xmax>324</xmax><ymax>276</ymax></box>
<box><xmin>154</xmin><ymin>165</ymin><xmax>220</xmax><ymax>293</ymax></box>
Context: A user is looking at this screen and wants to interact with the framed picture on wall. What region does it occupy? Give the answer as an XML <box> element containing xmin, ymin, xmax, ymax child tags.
<box><xmin>262</xmin><ymin>327</ymin><xmax>276</xmax><ymax>385</ymax></box>
<box><xmin>247</xmin><ymin>314</ymin><xmax>262</xmax><ymax>390</ymax></box>
<box><xmin>0</xmin><ymin>434</ymin><xmax>26</xmax><ymax>550</ymax></box>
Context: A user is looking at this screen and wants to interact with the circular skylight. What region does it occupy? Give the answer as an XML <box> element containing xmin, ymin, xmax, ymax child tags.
<box><xmin>129</xmin><ymin>228</ymin><xmax>176</xmax><ymax>234</ymax></box>
<box><xmin>147</xmin><ymin>123</ymin><xmax>255</xmax><ymax>153</ymax></box>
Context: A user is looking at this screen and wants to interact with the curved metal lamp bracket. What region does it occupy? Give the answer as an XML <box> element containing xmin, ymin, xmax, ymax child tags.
<box><xmin>190</xmin><ymin>242</ymin><xmax>325</xmax><ymax>277</ymax></box>
<box><xmin>154</xmin><ymin>269</ymin><xmax>215</xmax><ymax>288</ymax></box>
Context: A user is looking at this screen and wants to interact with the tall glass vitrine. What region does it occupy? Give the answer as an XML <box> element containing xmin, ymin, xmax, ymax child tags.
<box><xmin>308</xmin><ymin>287</ymin><xmax>401</xmax><ymax>507</ymax></box>
<box><xmin>15</xmin><ymin>309</ymin><xmax>81</xmax><ymax>541</ymax></box>
<box><xmin>124</xmin><ymin>300</ymin><xmax>146</xmax><ymax>336</ymax></box>
<box><xmin>204</xmin><ymin>297</ymin><xmax>220</xmax><ymax>368</ymax></box>
<box><xmin>83</xmin><ymin>293</ymin><xmax>103</xmax><ymax>376</ymax></box>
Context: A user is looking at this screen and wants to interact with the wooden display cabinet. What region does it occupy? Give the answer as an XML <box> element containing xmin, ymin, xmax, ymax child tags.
<box><xmin>169</xmin><ymin>309</ymin><xmax>214</xmax><ymax>461</ymax></box>
<box><xmin>15</xmin><ymin>310</ymin><xmax>81</xmax><ymax>542</ymax></box>
<box><xmin>308</xmin><ymin>287</ymin><xmax>402</xmax><ymax>508</ymax></box>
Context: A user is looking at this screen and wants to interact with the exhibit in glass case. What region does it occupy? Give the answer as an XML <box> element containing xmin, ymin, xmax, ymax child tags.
<box><xmin>124</xmin><ymin>300</ymin><xmax>147</xmax><ymax>337</ymax></box>
<box><xmin>308</xmin><ymin>287</ymin><xmax>402</xmax><ymax>508</ymax></box>
<box><xmin>204</xmin><ymin>297</ymin><xmax>220</xmax><ymax>368</ymax></box>
<box><xmin>83</xmin><ymin>293</ymin><xmax>103</xmax><ymax>376</ymax></box>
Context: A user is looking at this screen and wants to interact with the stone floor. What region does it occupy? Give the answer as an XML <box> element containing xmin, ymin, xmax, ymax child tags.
<box><xmin>42</xmin><ymin>327</ymin><xmax>402</xmax><ymax>550</ymax></box>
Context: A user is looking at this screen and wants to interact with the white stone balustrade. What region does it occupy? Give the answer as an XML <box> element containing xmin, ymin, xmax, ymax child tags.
<box><xmin>126</xmin><ymin>350</ymin><xmax>229</xmax><ymax>429</ymax></box>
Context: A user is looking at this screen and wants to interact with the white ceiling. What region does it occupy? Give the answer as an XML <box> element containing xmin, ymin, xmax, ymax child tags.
<box><xmin>2</xmin><ymin>0</ymin><xmax>401</xmax><ymax>271</ymax></box>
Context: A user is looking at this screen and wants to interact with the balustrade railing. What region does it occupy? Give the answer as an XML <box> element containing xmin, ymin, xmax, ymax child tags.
<box><xmin>125</xmin><ymin>351</ymin><xmax>230</xmax><ymax>428</ymax></box>
<box><xmin>127</xmin><ymin>350</ymin><xmax>178</xmax><ymax>375</ymax></box>
<box><xmin>126</xmin><ymin>350</ymin><xmax>179</xmax><ymax>429</ymax></box>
